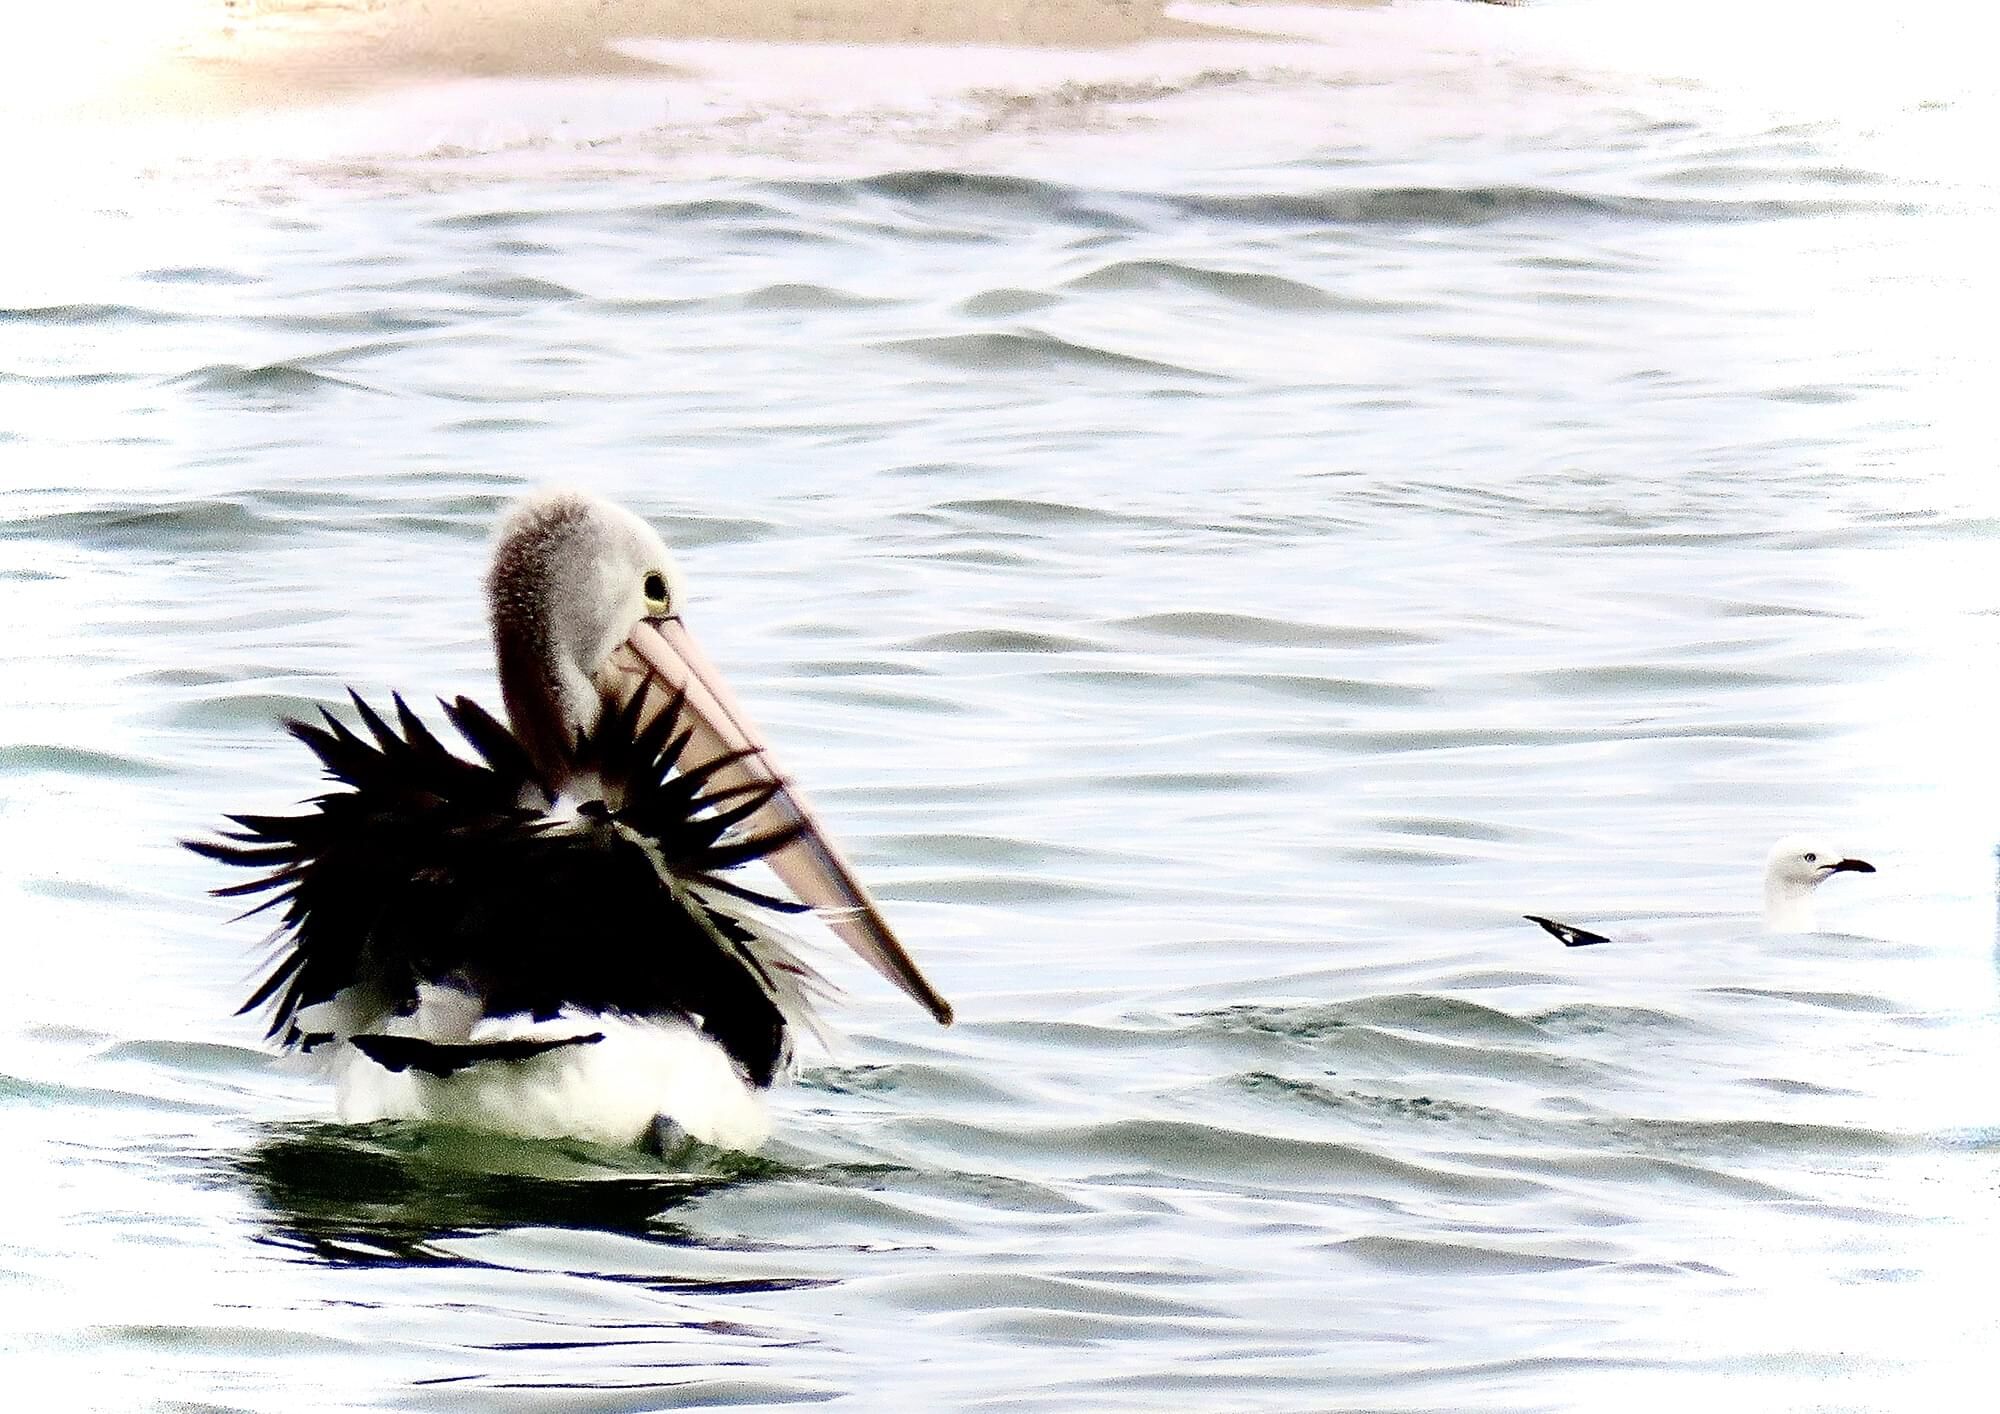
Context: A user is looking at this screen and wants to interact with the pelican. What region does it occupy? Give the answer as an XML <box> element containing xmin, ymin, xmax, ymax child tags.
<box><xmin>1525</xmin><ymin>834</ymin><xmax>1877</xmax><ymax>946</ymax></box>
<box><xmin>192</xmin><ymin>489</ymin><xmax>952</xmax><ymax>1152</ymax></box>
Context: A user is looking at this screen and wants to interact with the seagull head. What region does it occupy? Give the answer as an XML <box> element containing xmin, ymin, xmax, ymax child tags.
<box><xmin>1762</xmin><ymin>834</ymin><xmax>1876</xmax><ymax>932</ymax></box>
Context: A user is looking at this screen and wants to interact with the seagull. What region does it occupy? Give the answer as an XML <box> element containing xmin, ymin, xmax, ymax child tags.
<box><xmin>1526</xmin><ymin>834</ymin><xmax>1877</xmax><ymax>946</ymax></box>
<box><xmin>191</xmin><ymin>489</ymin><xmax>952</xmax><ymax>1152</ymax></box>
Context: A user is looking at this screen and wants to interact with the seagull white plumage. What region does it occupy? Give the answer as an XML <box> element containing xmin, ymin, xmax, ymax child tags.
<box><xmin>1757</xmin><ymin>833</ymin><xmax>1877</xmax><ymax>933</ymax></box>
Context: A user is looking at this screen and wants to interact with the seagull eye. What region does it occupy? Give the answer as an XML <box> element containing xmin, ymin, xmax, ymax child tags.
<box><xmin>642</xmin><ymin>571</ymin><xmax>669</xmax><ymax>609</ymax></box>
<box><xmin>1803</xmin><ymin>852</ymin><xmax>1817</xmax><ymax>864</ymax></box>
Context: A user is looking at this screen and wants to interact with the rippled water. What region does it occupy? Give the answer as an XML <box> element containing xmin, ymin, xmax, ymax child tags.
<box><xmin>5</xmin><ymin>2</ymin><xmax>2000</xmax><ymax>1408</ymax></box>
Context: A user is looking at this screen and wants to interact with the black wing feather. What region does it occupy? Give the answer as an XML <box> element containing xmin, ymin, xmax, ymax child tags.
<box><xmin>350</xmin><ymin>1032</ymin><xmax>605</xmax><ymax>1079</ymax></box>
<box><xmin>189</xmin><ymin>691</ymin><xmax>807</xmax><ymax>1083</ymax></box>
<box><xmin>1524</xmin><ymin>914</ymin><xmax>1616</xmax><ymax>948</ymax></box>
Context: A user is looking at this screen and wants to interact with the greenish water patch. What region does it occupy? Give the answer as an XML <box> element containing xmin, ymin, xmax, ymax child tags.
<box><xmin>229</xmin><ymin>1122</ymin><xmax>776</xmax><ymax>1266</ymax></box>
<box><xmin>0</xmin><ymin>745</ymin><xmax>174</xmax><ymax>779</ymax></box>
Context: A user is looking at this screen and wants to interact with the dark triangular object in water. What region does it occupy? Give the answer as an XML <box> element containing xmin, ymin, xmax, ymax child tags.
<box><xmin>1524</xmin><ymin>914</ymin><xmax>1614</xmax><ymax>948</ymax></box>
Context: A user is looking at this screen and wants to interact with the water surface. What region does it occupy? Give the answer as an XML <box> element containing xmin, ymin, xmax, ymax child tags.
<box><xmin>3</xmin><ymin>2</ymin><xmax>1999</xmax><ymax>1408</ymax></box>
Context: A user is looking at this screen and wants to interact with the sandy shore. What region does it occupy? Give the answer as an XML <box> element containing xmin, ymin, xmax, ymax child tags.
<box><xmin>54</xmin><ymin>0</ymin><xmax>1384</xmax><ymax>113</ymax></box>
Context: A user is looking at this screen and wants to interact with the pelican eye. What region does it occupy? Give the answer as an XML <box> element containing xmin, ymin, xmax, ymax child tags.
<box><xmin>642</xmin><ymin>571</ymin><xmax>670</xmax><ymax>611</ymax></box>
<box><xmin>1803</xmin><ymin>852</ymin><xmax>1817</xmax><ymax>864</ymax></box>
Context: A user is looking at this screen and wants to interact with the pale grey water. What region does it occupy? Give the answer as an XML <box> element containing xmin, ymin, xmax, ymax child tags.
<box><xmin>4</xmin><ymin>2</ymin><xmax>2000</xmax><ymax>1408</ymax></box>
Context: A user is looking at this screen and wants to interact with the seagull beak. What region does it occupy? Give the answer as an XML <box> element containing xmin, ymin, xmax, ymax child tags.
<box><xmin>617</xmin><ymin>616</ymin><xmax>953</xmax><ymax>1026</ymax></box>
<box><xmin>1828</xmin><ymin>857</ymin><xmax>1876</xmax><ymax>875</ymax></box>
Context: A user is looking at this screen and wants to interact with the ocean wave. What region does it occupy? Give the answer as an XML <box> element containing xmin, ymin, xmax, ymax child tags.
<box><xmin>1046</xmin><ymin>668</ymin><xmax>1429</xmax><ymax>706</ymax></box>
<box><xmin>916</xmin><ymin>496</ymin><xmax>1175</xmax><ymax>530</ymax></box>
<box><xmin>0</xmin><ymin>498</ymin><xmax>285</xmax><ymax>551</ymax></box>
<box><xmin>0</xmin><ymin>744</ymin><xmax>176</xmax><ymax>779</ymax></box>
<box><xmin>897</xmin><ymin>1115</ymin><xmax>1539</xmax><ymax>1197</ymax></box>
<box><xmin>174</xmin><ymin>362</ymin><xmax>380</xmax><ymax>397</ymax></box>
<box><xmin>0</xmin><ymin>303</ymin><xmax>184</xmax><ymax>327</ymax></box>
<box><xmin>1112</xmin><ymin>610</ymin><xmax>1434</xmax><ymax>648</ymax></box>
<box><xmin>791</xmin><ymin>169</ymin><xmax>1140</xmax><ymax>231</ymax></box>
<box><xmin>765</xmin><ymin>169</ymin><xmax>1906</xmax><ymax>233</ymax></box>
<box><xmin>877</xmin><ymin>330</ymin><xmax>1226</xmax><ymax>380</ymax></box>
<box><xmin>901</xmin><ymin>628</ymin><xmax>1102</xmax><ymax>653</ymax></box>
<box><xmin>385</xmin><ymin>272</ymin><xmax>583</xmax><ymax>302</ymax></box>
<box><xmin>1065</xmin><ymin>258</ymin><xmax>1391</xmax><ymax>313</ymax></box>
<box><xmin>1330</xmin><ymin>1233</ymin><xmax>1606</xmax><ymax>1276</ymax></box>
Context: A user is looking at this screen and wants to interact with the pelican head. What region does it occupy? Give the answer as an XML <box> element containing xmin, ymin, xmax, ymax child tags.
<box><xmin>488</xmin><ymin>490</ymin><xmax>686</xmax><ymax>786</ymax></box>
<box><xmin>486</xmin><ymin>488</ymin><xmax>953</xmax><ymax>1025</ymax></box>
<box><xmin>1762</xmin><ymin>834</ymin><xmax>1875</xmax><ymax>933</ymax></box>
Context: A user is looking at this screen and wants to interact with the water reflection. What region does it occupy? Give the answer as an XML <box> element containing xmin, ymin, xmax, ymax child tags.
<box><xmin>231</xmin><ymin>1121</ymin><xmax>776</xmax><ymax>1266</ymax></box>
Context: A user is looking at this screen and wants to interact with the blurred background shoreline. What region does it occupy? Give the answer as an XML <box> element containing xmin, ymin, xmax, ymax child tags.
<box><xmin>9</xmin><ymin>0</ymin><xmax>1389</xmax><ymax>119</ymax></box>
